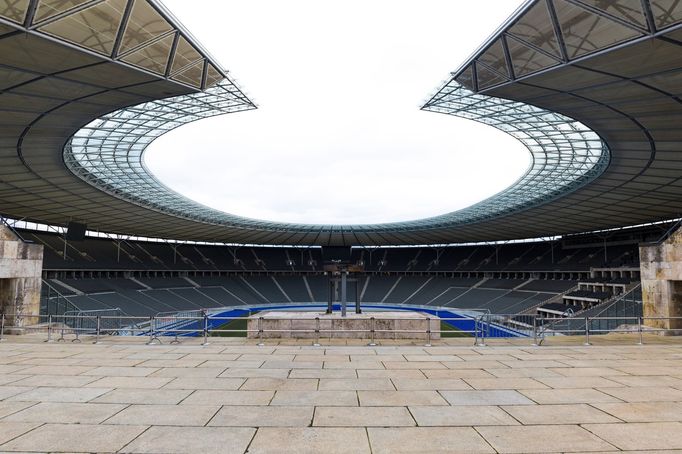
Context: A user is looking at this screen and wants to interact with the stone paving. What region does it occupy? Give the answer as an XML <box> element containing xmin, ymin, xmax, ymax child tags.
<box><xmin>0</xmin><ymin>336</ymin><xmax>681</xmax><ymax>452</ymax></box>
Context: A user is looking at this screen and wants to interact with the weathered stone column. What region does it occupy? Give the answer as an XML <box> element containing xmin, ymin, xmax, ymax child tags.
<box><xmin>640</xmin><ymin>227</ymin><xmax>682</xmax><ymax>333</ymax></box>
<box><xmin>0</xmin><ymin>226</ymin><xmax>44</xmax><ymax>333</ymax></box>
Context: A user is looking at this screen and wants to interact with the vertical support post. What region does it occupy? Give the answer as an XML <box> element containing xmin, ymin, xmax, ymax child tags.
<box><xmin>257</xmin><ymin>316</ymin><xmax>265</xmax><ymax>346</ymax></box>
<box><xmin>0</xmin><ymin>314</ymin><xmax>4</xmax><ymax>342</ymax></box>
<box><xmin>45</xmin><ymin>314</ymin><xmax>53</xmax><ymax>343</ymax></box>
<box><xmin>201</xmin><ymin>311</ymin><xmax>209</xmax><ymax>346</ymax></box>
<box><xmin>474</xmin><ymin>317</ymin><xmax>479</xmax><ymax>346</ymax></box>
<box><xmin>313</xmin><ymin>316</ymin><xmax>320</xmax><ymax>347</ymax></box>
<box><xmin>355</xmin><ymin>278</ymin><xmax>361</xmax><ymax>314</ymax></box>
<box><xmin>94</xmin><ymin>315</ymin><xmax>102</xmax><ymax>344</ymax></box>
<box><xmin>532</xmin><ymin>315</ymin><xmax>538</xmax><ymax>347</ymax></box>
<box><xmin>425</xmin><ymin>316</ymin><xmax>432</xmax><ymax>347</ymax></box>
<box><xmin>341</xmin><ymin>272</ymin><xmax>347</xmax><ymax>317</ymax></box>
<box><xmin>327</xmin><ymin>279</ymin><xmax>333</xmax><ymax>314</ymax></box>
<box><xmin>368</xmin><ymin>316</ymin><xmax>377</xmax><ymax>347</ymax></box>
<box><xmin>637</xmin><ymin>316</ymin><xmax>644</xmax><ymax>345</ymax></box>
<box><xmin>584</xmin><ymin>316</ymin><xmax>591</xmax><ymax>346</ymax></box>
<box><xmin>146</xmin><ymin>316</ymin><xmax>157</xmax><ymax>345</ymax></box>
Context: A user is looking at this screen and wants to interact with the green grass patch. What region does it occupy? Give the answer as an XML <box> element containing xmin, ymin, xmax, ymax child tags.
<box><xmin>210</xmin><ymin>317</ymin><xmax>249</xmax><ymax>337</ymax></box>
<box><xmin>440</xmin><ymin>321</ymin><xmax>471</xmax><ymax>338</ymax></box>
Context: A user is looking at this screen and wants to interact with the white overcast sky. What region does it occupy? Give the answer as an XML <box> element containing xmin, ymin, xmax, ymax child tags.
<box><xmin>146</xmin><ymin>0</ymin><xmax>529</xmax><ymax>225</ymax></box>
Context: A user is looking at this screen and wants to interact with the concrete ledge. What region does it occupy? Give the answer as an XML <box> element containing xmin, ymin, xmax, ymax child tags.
<box><xmin>247</xmin><ymin>311</ymin><xmax>440</xmax><ymax>340</ymax></box>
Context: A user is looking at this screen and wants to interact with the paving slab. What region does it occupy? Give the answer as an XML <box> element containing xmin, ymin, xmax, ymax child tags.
<box><xmin>358</xmin><ymin>390</ymin><xmax>448</xmax><ymax>406</ymax></box>
<box><xmin>597</xmin><ymin>386</ymin><xmax>682</xmax><ymax>402</ymax></box>
<box><xmin>584</xmin><ymin>422</ymin><xmax>682</xmax><ymax>451</ymax></box>
<box><xmin>0</xmin><ymin>422</ymin><xmax>40</xmax><ymax>445</ymax></box>
<box><xmin>409</xmin><ymin>405</ymin><xmax>519</xmax><ymax>426</ymax></box>
<box><xmin>463</xmin><ymin>377</ymin><xmax>548</xmax><ymax>390</ymax></box>
<box><xmin>501</xmin><ymin>403</ymin><xmax>620</xmax><ymax>425</ymax></box>
<box><xmin>8</xmin><ymin>386</ymin><xmax>111</xmax><ymax>403</ymax></box>
<box><xmin>318</xmin><ymin>378</ymin><xmax>394</xmax><ymax>390</ymax></box>
<box><xmin>93</xmin><ymin>388</ymin><xmax>192</xmax><ymax>405</ymax></box>
<box><xmin>121</xmin><ymin>426</ymin><xmax>255</xmax><ymax>454</ymax></box>
<box><xmin>104</xmin><ymin>404</ymin><xmax>219</xmax><ymax>426</ymax></box>
<box><xmin>271</xmin><ymin>390</ymin><xmax>357</xmax><ymax>406</ymax></box>
<box><xmin>85</xmin><ymin>376</ymin><xmax>174</xmax><ymax>389</ymax></box>
<box><xmin>1</xmin><ymin>423</ymin><xmax>147</xmax><ymax>453</ymax></box>
<box><xmin>208</xmin><ymin>405</ymin><xmax>313</xmax><ymax>427</ymax></box>
<box><xmin>314</xmin><ymin>406</ymin><xmax>415</xmax><ymax>427</ymax></box>
<box><xmin>162</xmin><ymin>377</ymin><xmax>245</xmax><ymax>390</ymax></box>
<box><xmin>248</xmin><ymin>427</ymin><xmax>370</xmax><ymax>454</ymax></box>
<box><xmin>240</xmin><ymin>378</ymin><xmax>318</xmax><ymax>391</ymax></box>
<box><xmin>519</xmin><ymin>388</ymin><xmax>622</xmax><ymax>404</ymax></box>
<box><xmin>593</xmin><ymin>402</ymin><xmax>682</xmax><ymax>422</ymax></box>
<box><xmin>476</xmin><ymin>424</ymin><xmax>615</xmax><ymax>453</ymax></box>
<box><xmin>181</xmin><ymin>390</ymin><xmax>274</xmax><ymax>406</ymax></box>
<box><xmin>4</xmin><ymin>402</ymin><xmax>126</xmax><ymax>424</ymax></box>
<box><xmin>368</xmin><ymin>427</ymin><xmax>494</xmax><ymax>453</ymax></box>
<box><xmin>440</xmin><ymin>390</ymin><xmax>535</xmax><ymax>406</ymax></box>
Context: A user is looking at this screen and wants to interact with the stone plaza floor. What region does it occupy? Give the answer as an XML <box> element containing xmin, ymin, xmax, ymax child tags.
<box><xmin>0</xmin><ymin>334</ymin><xmax>680</xmax><ymax>453</ymax></box>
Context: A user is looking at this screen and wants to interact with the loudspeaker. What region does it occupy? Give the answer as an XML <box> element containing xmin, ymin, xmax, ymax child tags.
<box><xmin>65</xmin><ymin>222</ymin><xmax>87</xmax><ymax>241</ymax></box>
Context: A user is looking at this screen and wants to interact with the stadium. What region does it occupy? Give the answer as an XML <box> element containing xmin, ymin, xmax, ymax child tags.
<box><xmin>0</xmin><ymin>0</ymin><xmax>682</xmax><ymax>452</ymax></box>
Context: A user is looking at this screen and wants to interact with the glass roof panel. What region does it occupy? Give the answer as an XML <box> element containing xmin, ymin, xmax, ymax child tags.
<box><xmin>119</xmin><ymin>0</ymin><xmax>173</xmax><ymax>54</ymax></box>
<box><xmin>170</xmin><ymin>35</ymin><xmax>202</xmax><ymax>74</ymax></box>
<box><xmin>508</xmin><ymin>0</ymin><xmax>562</xmax><ymax>58</ymax></box>
<box><xmin>34</xmin><ymin>0</ymin><xmax>92</xmax><ymax>23</ymax></box>
<box><xmin>476</xmin><ymin>63</ymin><xmax>507</xmax><ymax>89</ymax></box>
<box><xmin>120</xmin><ymin>32</ymin><xmax>173</xmax><ymax>74</ymax></box>
<box><xmin>455</xmin><ymin>65</ymin><xmax>475</xmax><ymax>90</ymax></box>
<box><xmin>477</xmin><ymin>38</ymin><xmax>509</xmax><ymax>77</ymax></box>
<box><xmin>39</xmin><ymin>0</ymin><xmax>127</xmax><ymax>55</ymax></box>
<box><xmin>506</xmin><ymin>34</ymin><xmax>561</xmax><ymax>77</ymax></box>
<box><xmin>204</xmin><ymin>64</ymin><xmax>223</xmax><ymax>88</ymax></box>
<box><xmin>0</xmin><ymin>0</ymin><xmax>30</xmax><ymax>23</ymax></box>
<box><xmin>170</xmin><ymin>59</ymin><xmax>203</xmax><ymax>87</ymax></box>
<box><xmin>577</xmin><ymin>0</ymin><xmax>647</xmax><ymax>29</ymax></box>
<box><xmin>554</xmin><ymin>0</ymin><xmax>643</xmax><ymax>59</ymax></box>
<box><xmin>650</xmin><ymin>0</ymin><xmax>682</xmax><ymax>28</ymax></box>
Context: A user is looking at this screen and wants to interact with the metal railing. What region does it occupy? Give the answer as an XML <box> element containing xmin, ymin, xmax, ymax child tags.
<box><xmin>2</xmin><ymin>312</ymin><xmax>681</xmax><ymax>346</ymax></box>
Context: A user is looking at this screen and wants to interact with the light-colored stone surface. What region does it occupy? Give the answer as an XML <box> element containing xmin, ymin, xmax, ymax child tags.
<box><xmin>367</xmin><ymin>427</ymin><xmax>494</xmax><ymax>453</ymax></box>
<box><xmin>409</xmin><ymin>405</ymin><xmax>519</xmax><ymax>426</ymax></box>
<box><xmin>248</xmin><ymin>427</ymin><xmax>371</xmax><ymax>453</ymax></box>
<box><xmin>358</xmin><ymin>390</ymin><xmax>448</xmax><ymax>406</ymax></box>
<box><xmin>104</xmin><ymin>404</ymin><xmax>220</xmax><ymax>426</ymax></box>
<box><xmin>584</xmin><ymin>422</ymin><xmax>682</xmax><ymax>451</ymax></box>
<box><xmin>208</xmin><ymin>405</ymin><xmax>313</xmax><ymax>427</ymax></box>
<box><xmin>247</xmin><ymin>311</ymin><xmax>440</xmax><ymax>340</ymax></box>
<box><xmin>122</xmin><ymin>426</ymin><xmax>255</xmax><ymax>454</ymax></box>
<box><xmin>1</xmin><ymin>423</ymin><xmax>147</xmax><ymax>452</ymax></box>
<box><xmin>476</xmin><ymin>424</ymin><xmax>616</xmax><ymax>453</ymax></box>
<box><xmin>501</xmin><ymin>403</ymin><xmax>620</xmax><ymax>425</ymax></box>
<box><xmin>440</xmin><ymin>390</ymin><xmax>535</xmax><ymax>406</ymax></box>
<box><xmin>314</xmin><ymin>406</ymin><xmax>415</xmax><ymax>426</ymax></box>
<box><xmin>0</xmin><ymin>339</ymin><xmax>682</xmax><ymax>453</ymax></box>
<box><xmin>593</xmin><ymin>402</ymin><xmax>682</xmax><ymax>422</ymax></box>
<box><xmin>5</xmin><ymin>402</ymin><xmax>126</xmax><ymax>423</ymax></box>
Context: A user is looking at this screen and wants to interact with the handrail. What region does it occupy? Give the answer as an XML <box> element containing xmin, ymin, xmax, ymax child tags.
<box><xmin>6</xmin><ymin>311</ymin><xmax>682</xmax><ymax>347</ymax></box>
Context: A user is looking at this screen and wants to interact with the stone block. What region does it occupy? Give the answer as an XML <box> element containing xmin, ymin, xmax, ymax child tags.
<box><xmin>247</xmin><ymin>311</ymin><xmax>440</xmax><ymax>340</ymax></box>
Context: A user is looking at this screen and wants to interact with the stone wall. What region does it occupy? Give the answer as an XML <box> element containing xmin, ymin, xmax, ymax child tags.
<box><xmin>640</xmin><ymin>227</ymin><xmax>682</xmax><ymax>332</ymax></box>
<box><xmin>0</xmin><ymin>225</ymin><xmax>43</xmax><ymax>332</ymax></box>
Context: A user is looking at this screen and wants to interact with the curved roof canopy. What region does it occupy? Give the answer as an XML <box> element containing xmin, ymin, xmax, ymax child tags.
<box><xmin>1</xmin><ymin>0</ymin><xmax>682</xmax><ymax>246</ymax></box>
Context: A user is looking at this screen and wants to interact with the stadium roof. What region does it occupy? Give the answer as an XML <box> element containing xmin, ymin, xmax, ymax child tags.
<box><xmin>1</xmin><ymin>0</ymin><xmax>682</xmax><ymax>246</ymax></box>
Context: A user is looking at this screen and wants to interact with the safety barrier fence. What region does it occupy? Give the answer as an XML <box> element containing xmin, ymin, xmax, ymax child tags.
<box><xmin>0</xmin><ymin>313</ymin><xmax>680</xmax><ymax>346</ymax></box>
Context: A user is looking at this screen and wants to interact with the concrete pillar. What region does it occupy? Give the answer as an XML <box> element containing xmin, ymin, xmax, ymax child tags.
<box><xmin>640</xmin><ymin>227</ymin><xmax>682</xmax><ymax>333</ymax></box>
<box><xmin>0</xmin><ymin>226</ymin><xmax>44</xmax><ymax>333</ymax></box>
